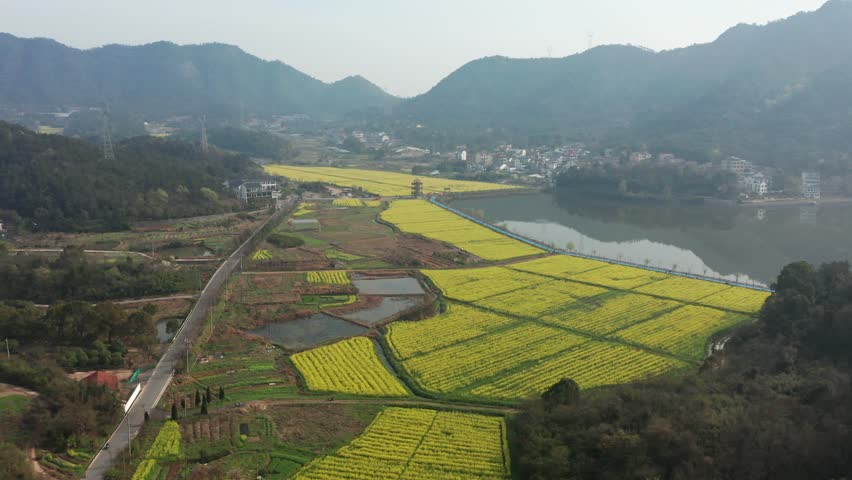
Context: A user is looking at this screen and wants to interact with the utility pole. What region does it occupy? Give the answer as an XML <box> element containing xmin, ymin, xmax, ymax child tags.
<box><xmin>199</xmin><ymin>116</ymin><xmax>209</xmax><ymax>154</ymax></box>
<box><xmin>184</xmin><ymin>338</ymin><xmax>192</xmax><ymax>373</ymax></box>
<box><xmin>102</xmin><ymin>106</ymin><xmax>116</xmax><ymax>162</ymax></box>
<box><xmin>5</xmin><ymin>338</ymin><xmax>10</xmax><ymax>359</ymax></box>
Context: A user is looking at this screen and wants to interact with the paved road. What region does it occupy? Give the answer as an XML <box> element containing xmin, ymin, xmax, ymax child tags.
<box><xmin>83</xmin><ymin>206</ymin><xmax>288</xmax><ymax>480</ymax></box>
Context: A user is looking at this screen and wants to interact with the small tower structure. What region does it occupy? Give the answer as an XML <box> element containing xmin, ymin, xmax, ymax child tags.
<box><xmin>411</xmin><ymin>178</ymin><xmax>423</xmax><ymax>197</ymax></box>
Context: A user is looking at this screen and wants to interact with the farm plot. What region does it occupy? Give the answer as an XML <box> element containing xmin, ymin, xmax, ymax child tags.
<box><xmin>386</xmin><ymin>304</ymin><xmax>516</xmax><ymax>360</ymax></box>
<box><xmin>265</xmin><ymin>165</ymin><xmax>519</xmax><ymax>197</ymax></box>
<box><xmin>697</xmin><ymin>286</ymin><xmax>772</xmax><ymax>314</ymax></box>
<box><xmin>634</xmin><ymin>276</ymin><xmax>732</xmax><ymax>303</ymax></box>
<box><xmin>614</xmin><ymin>305</ymin><xmax>747</xmax><ymax>360</ymax></box>
<box><xmin>401</xmin><ymin>323</ymin><xmax>588</xmax><ymax>394</ymax></box>
<box><xmin>469</xmin><ymin>342</ymin><xmax>685</xmax><ymax>400</ymax></box>
<box><xmin>382</xmin><ymin>200</ymin><xmax>543</xmax><ymax>261</ymax></box>
<box><xmin>291</xmin><ymin>337</ymin><xmax>409</xmax><ymax>397</ymax></box>
<box><xmin>422</xmin><ymin>267</ymin><xmax>550</xmax><ymax>302</ymax></box>
<box><xmin>568</xmin><ymin>263</ymin><xmax>670</xmax><ymax>289</ymax></box>
<box><xmin>542</xmin><ymin>293</ymin><xmax>681</xmax><ymax>335</ymax></box>
<box><xmin>506</xmin><ymin>254</ymin><xmax>605</xmax><ymax>277</ymax></box>
<box><xmin>130</xmin><ymin>420</ymin><xmax>182</xmax><ymax>480</ymax></box>
<box><xmin>292</xmin><ymin>407</ymin><xmax>509</xmax><ymax>480</ymax></box>
<box><xmin>477</xmin><ymin>280</ymin><xmax>608</xmax><ymax>318</ymax></box>
<box><xmin>307</xmin><ymin>271</ymin><xmax>350</xmax><ymax>285</ymax></box>
<box><xmin>332</xmin><ymin>198</ymin><xmax>366</xmax><ymax>207</ymax></box>
<box><xmin>397</xmin><ymin>258</ymin><xmax>768</xmax><ymax>401</ymax></box>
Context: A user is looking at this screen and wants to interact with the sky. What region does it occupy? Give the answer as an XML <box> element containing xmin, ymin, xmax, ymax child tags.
<box><xmin>0</xmin><ymin>0</ymin><xmax>827</xmax><ymax>97</ymax></box>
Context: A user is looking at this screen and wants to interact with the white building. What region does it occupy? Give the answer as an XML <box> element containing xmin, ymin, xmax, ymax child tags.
<box><xmin>745</xmin><ymin>173</ymin><xmax>770</xmax><ymax>196</ymax></box>
<box><xmin>802</xmin><ymin>171</ymin><xmax>821</xmax><ymax>199</ymax></box>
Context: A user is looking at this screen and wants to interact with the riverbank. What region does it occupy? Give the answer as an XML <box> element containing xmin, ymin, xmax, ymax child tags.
<box><xmin>739</xmin><ymin>196</ymin><xmax>852</xmax><ymax>207</ymax></box>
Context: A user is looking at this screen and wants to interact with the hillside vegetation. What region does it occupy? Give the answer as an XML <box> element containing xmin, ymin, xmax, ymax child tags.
<box><xmin>0</xmin><ymin>122</ymin><xmax>258</xmax><ymax>230</ymax></box>
<box><xmin>399</xmin><ymin>0</ymin><xmax>852</xmax><ymax>169</ymax></box>
<box><xmin>0</xmin><ymin>34</ymin><xmax>398</xmax><ymax>118</ymax></box>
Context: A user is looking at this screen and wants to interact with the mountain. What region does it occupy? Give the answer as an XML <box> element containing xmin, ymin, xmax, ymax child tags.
<box><xmin>0</xmin><ymin>35</ymin><xmax>398</xmax><ymax>119</ymax></box>
<box><xmin>0</xmin><ymin>121</ymin><xmax>258</xmax><ymax>230</ymax></box>
<box><xmin>399</xmin><ymin>0</ymin><xmax>852</xmax><ymax>167</ymax></box>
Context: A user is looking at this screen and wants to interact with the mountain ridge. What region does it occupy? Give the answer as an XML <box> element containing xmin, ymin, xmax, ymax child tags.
<box><xmin>0</xmin><ymin>33</ymin><xmax>398</xmax><ymax>118</ymax></box>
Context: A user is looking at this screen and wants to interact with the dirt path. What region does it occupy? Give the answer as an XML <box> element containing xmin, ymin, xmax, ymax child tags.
<box><xmin>246</xmin><ymin>397</ymin><xmax>517</xmax><ymax>415</ymax></box>
<box><xmin>0</xmin><ymin>383</ymin><xmax>39</xmax><ymax>398</ymax></box>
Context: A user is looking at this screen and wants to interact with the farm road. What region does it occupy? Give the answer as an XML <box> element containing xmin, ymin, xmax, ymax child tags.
<box><xmin>83</xmin><ymin>205</ymin><xmax>291</xmax><ymax>480</ymax></box>
<box><xmin>243</xmin><ymin>398</ymin><xmax>517</xmax><ymax>416</ymax></box>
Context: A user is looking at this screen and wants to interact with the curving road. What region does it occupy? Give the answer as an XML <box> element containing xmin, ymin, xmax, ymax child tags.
<box><xmin>83</xmin><ymin>205</ymin><xmax>288</xmax><ymax>480</ymax></box>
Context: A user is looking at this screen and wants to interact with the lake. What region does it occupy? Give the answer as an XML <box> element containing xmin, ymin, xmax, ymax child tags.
<box><xmin>453</xmin><ymin>193</ymin><xmax>852</xmax><ymax>285</ymax></box>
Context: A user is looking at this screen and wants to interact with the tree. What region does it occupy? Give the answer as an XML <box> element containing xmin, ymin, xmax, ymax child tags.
<box><xmin>218</xmin><ymin>386</ymin><xmax>225</xmax><ymax>401</ymax></box>
<box><xmin>542</xmin><ymin>378</ymin><xmax>581</xmax><ymax>406</ymax></box>
<box><xmin>0</xmin><ymin>443</ymin><xmax>35</xmax><ymax>480</ymax></box>
<box><xmin>171</xmin><ymin>403</ymin><xmax>178</xmax><ymax>421</ymax></box>
<box><xmin>205</xmin><ymin>386</ymin><xmax>212</xmax><ymax>403</ymax></box>
<box><xmin>144</xmin><ymin>411</ymin><xmax>150</xmax><ymax>422</ymax></box>
<box><xmin>200</xmin><ymin>397</ymin><xmax>208</xmax><ymax>415</ymax></box>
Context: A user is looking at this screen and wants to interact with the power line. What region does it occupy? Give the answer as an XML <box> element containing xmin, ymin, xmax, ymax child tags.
<box><xmin>199</xmin><ymin>116</ymin><xmax>209</xmax><ymax>154</ymax></box>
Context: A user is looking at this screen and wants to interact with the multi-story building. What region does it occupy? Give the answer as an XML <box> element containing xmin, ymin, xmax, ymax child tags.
<box><xmin>721</xmin><ymin>156</ymin><xmax>752</xmax><ymax>175</ymax></box>
<box><xmin>802</xmin><ymin>171</ymin><xmax>821</xmax><ymax>199</ymax></box>
<box><xmin>234</xmin><ymin>179</ymin><xmax>281</xmax><ymax>203</ymax></box>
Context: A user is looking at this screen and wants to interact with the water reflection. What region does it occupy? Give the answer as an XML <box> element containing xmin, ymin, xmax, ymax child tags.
<box><xmin>453</xmin><ymin>194</ymin><xmax>852</xmax><ymax>285</ymax></box>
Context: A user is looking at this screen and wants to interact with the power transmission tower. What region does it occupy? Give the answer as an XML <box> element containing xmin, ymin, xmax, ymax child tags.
<box><xmin>102</xmin><ymin>107</ymin><xmax>116</xmax><ymax>162</ymax></box>
<box><xmin>587</xmin><ymin>32</ymin><xmax>595</xmax><ymax>51</ymax></box>
<box><xmin>199</xmin><ymin>116</ymin><xmax>209</xmax><ymax>154</ymax></box>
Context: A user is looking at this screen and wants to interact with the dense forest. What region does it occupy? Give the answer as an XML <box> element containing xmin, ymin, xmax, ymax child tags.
<box><xmin>0</xmin><ymin>122</ymin><xmax>259</xmax><ymax>231</ymax></box>
<box><xmin>509</xmin><ymin>260</ymin><xmax>852</xmax><ymax>480</ymax></box>
<box><xmin>556</xmin><ymin>163</ymin><xmax>739</xmax><ymax>200</ymax></box>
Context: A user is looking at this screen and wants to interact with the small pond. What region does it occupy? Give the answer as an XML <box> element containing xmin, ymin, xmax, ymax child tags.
<box><xmin>248</xmin><ymin>314</ymin><xmax>367</xmax><ymax>350</ymax></box>
<box><xmin>340</xmin><ymin>297</ymin><xmax>421</xmax><ymax>326</ymax></box>
<box><xmin>156</xmin><ymin>318</ymin><xmax>183</xmax><ymax>343</ymax></box>
<box><xmin>352</xmin><ymin>278</ymin><xmax>425</xmax><ymax>295</ymax></box>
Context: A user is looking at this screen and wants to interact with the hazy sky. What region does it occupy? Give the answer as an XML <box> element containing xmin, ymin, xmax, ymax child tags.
<box><xmin>0</xmin><ymin>0</ymin><xmax>827</xmax><ymax>97</ymax></box>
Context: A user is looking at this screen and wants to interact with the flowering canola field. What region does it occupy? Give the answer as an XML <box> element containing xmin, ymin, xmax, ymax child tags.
<box><xmin>292</xmin><ymin>407</ymin><xmax>510</xmax><ymax>480</ymax></box>
<box><xmin>381</xmin><ymin>200</ymin><xmax>543</xmax><ymax>261</ymax></box>
<box><xmin>307</xmin><ymin>271</ymin><xmax>350</xmax><ymax>285</ymax></box>
<box><xmin>130</xmin><ymin>420</ymin><xmax>182</xmax><ymax>480</ymax></box>
<box><xmin>265</xmin><ymin>165</ymin><xmax>519</xmax><ymax>197</ymax></box>
<box><xmin>291</xmin><ymin>337</ymin><xmax>408</xmax><ymax>397</ymax></box>
<box><xmin>381</xmin><ymin>255</ymin><xmax>769</xmax><ymax>401</ymax></box>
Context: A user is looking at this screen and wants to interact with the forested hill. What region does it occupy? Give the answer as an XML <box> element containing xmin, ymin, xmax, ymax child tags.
<box><xmin>0</xmin><ymin>34</ymin><xmax>398</xmax><ymax>118</ymax></box>
<box><xmin>0</xmin><ymin>122</ymin><xmax>259</xmax><ymax>231</ymax></box>
<box><xmin>399</xmin><ymin>0</ymin><xmax>852</xmax><ymax>168</ymax></box>
<box><xmin>509</xmin><ymin>260</ymin><xmax>852</xmax><ymax>479</ymax></box>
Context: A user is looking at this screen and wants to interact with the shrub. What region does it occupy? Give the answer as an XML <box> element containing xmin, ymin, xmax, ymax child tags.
<box><xmin>267</xmin><ymin>233</ymin><xmax>304</xmax><ymax>249</ymax></box>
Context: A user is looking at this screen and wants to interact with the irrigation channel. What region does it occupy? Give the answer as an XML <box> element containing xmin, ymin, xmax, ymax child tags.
<box><xmin>84</xmin><ymin>203</ymin><xmax>292</xmax><ymax>480</ymax></box>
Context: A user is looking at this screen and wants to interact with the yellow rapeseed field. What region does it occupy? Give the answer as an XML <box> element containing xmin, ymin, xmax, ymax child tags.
<box><xmin>292</xmin><ymin>407</ymin><xmax>510</xmax><ymax>480</ymax></box>
<box><xmin>381</xmin><ymin>200</ymin><xmax>543</xmax><ymax>261</ymax></box>
<box><xmin>332</xmin><ymin>198</ymin><xmax>365</xmax><ymax>207</ymax></box>
<box><xmin>291</xmin><ymin>337</ymin><xmax>408</xmax><ymax>397</ymax></box>
<box><xmin>265</xmin><ymin>165</ymin><xmax>519</xmax><ymax>197</ymax></box>
<box><xmin>391</xmin><ymin>258</ymin><xmax>769</xmax><ymax>401</ymax></box>
<box><xmin>306</xmin><ymin>271</ymin><xmax>350</xmax><ymax>285</ymax></box>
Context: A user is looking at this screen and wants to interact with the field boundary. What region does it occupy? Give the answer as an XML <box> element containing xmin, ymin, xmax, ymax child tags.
<box><xmin>430</xmin><ymin>197</ymin><xmax>772</xmax><ymax>292</ymax></box>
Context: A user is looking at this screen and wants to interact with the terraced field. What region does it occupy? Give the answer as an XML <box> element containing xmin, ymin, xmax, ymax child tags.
<box><xmin>292</xmin><ymin>407</ymin><xmax>510</xmax><ymax>480</ymax></box>
<box><xmin>381</xmin><ymin>200</ymin><xmax>544</xmax><ymax>261</ymax></box>
<box><xmin>265</xmin><ymin>165</ymin><xmax>519</xmax><ymax>197</ymax></box>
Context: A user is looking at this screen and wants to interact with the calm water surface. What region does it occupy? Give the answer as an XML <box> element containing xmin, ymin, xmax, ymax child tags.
<box><xmin>453</xmin><ymin>194</ymin><xmax>852</xmax><ymax>285</ymax></box>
